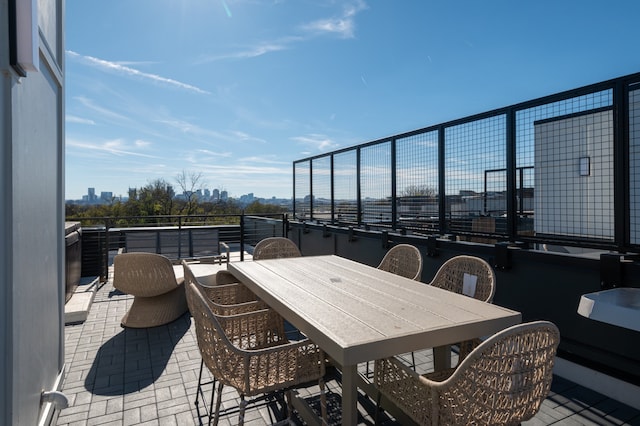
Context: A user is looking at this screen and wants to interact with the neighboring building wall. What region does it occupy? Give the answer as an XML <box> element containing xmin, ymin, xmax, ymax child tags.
<box><xmin>534</xmin><ymin>109</ymin><xmax>614</xmax><ymax>239</ymax></box>
<box><xmin>629</xmin><ymin>89</ymin><xmax>640</xmax><ymax>244</ymax></box>
<box><xmin>1</xmin><ymin>0</ymin><xmax>65</xmax><ymax>425</ymax></box>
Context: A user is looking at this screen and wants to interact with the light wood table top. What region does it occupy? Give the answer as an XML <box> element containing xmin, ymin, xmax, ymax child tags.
<box><xmin>229</xmin><ymin>255</ymin><xmax>521</xmax><ymax>425</ymax></box>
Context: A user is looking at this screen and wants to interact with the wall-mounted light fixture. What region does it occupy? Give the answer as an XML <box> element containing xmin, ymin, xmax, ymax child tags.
<box><xmin>9</xmin><ymin>0</ymin><xmax>39</xmax><ymax>77</ymax></box>
<box><xmin>579</xmin><ymin>156</ymin><xmax>591</xmax><ymax>177</ymax></box>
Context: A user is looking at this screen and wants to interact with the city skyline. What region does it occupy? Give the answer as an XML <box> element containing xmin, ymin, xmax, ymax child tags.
<box><xmin>66</xmin><ymin>185</ymin><xmax>285</xmax><ymax>204</ymax></box>
<box><xmin>65</xmin><ymin>1</ymin><xmax>640</xmax><ymax>200</ymax></box>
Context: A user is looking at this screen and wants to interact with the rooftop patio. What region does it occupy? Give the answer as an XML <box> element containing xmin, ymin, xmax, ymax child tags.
<box><xmin>55</xmin><ymin>251</ymin><xmax>640</xmax><ymax>426</ymax></box>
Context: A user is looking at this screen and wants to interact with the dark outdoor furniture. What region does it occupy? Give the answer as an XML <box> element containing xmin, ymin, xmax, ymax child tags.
<box><xmin>120</xmin><ymin>226</ymin><xmax>229</xmax><ymax>264</ymax></box>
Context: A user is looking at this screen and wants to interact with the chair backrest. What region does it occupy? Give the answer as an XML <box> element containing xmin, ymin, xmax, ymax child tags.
<box><xmin>377</xmin><ymin>244</ymin><xmax>423</xmax><ymax>281</ymax></box>
<box><xmin>434</xmin><ymin>320</ymin><xmax>560</xmax><ymax>425</ymax></box>
<box><xmin>182</xmin><ymin>260</ymin><xmax>261</xmax><ymax>314</ymax></box>
<box><xmin>186</xmin><ymin>281</ymin><xmax>243</xmax><ymax>383</ymax></box>
<box><xmin>113</xmin><ymin>252</ymin><xmax>178</xmax><ymax>297</ymax></box>
<box><xmin>186</xmin><ymin>282</ymin><xmax>290</xmax><ymax>393</ymax></box>
<box><xmin>252</xmin><ymin>237</ymin><xmax>301</xmax><ymax>260</ymax></box>
<box><xmin>428</xmin><ymin>255</ymin><xmax>495</xmax><ymax>302</ymax></box>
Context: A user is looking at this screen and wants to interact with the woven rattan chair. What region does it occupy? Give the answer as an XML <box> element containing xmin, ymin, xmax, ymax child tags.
<box><xmin>182</xmin><ymin>260</ymin><xmax>274</xmax><ymax>418</ymax></box>
<box><xmin>373</xmin><ymin>244</ymin><xmax>423</xmax><ymax>371</ymax></box>
<box><xmin>428</xmin><ymin>255</ymin><xmax>496</xmax><ymax>364</ymax></box>
<box><xmin>113</xmin><ymin>252</ymin><xmax>188</xmax><ymax>328</ymax></box>
<box><xmin>428</xmin><ymin>255</ymin><xmax>495</xmax><ymax>302</ymax></box>
<box><xmin>187</xmin><ymin>281</ymin><xmax>327</xmax><ymax>426</ymax></box>
<box><xmin>252</xmin><ymin>237</ymin><xmax>304</xmax><ymax>340</ymax></box>
<box><xmin>377</xmin><ymin>244</ymin><xmax>423</xmax><ymax>281</ymax></box>
<box><xmin>374</xmin><ymin>320</ymin><xmax>560</xmax><ymax>426</ymax></box>
<box><xmin>252</xmin><ymin>237</ymin><xmax>301</xmax><ymax>260</ymax></box>
<box><xmin>213</xmin><ymin>269</ymin><xmax>242</xmax><ymax>285</ymax></box>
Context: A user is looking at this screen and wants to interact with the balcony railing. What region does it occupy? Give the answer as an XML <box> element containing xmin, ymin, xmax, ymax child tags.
<box><xmin>66</xmin><ymin>213</ymin><xmax>289</xmax><ymax>281</ymax></box>
<box><xmin>293</xmin><ymin>71</ymin><xmax>640</xmax><ymax>253</ymax></box>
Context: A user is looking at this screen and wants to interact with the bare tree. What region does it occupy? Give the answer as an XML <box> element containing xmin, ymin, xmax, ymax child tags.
<box><xmin>175</xmin><ymin>170</ymin><xmax>205</xmax><ymax>215</ymax></box>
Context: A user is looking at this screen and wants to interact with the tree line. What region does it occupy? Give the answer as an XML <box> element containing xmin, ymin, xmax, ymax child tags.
<box><xmin>65</xmin><ymin>177</ymin><xmax>288</xmax><ymax>226</ymax></box>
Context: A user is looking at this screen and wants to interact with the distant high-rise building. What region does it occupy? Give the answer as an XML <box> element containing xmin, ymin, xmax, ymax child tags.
<box><xmin>221</xmin><ymin>190</ymin><xmax>228</xmax><ymax>200</ymax></box>
<box><xmin>88</xmin><ymin>187</ymin><xmax>97</xmax><ymax>203</ymax></box>
<box><xmin>212</xmin><ymin>188</ymin><xmax>220</xmax><ymax>201</ymax></box>
<box><xmin>128</xmin><ymin>188</ymin><xmax>137</xmax><ymax>200</ymax></box>
<box><xmin>100</xmin><ymin>192</ymin><xmax>113</xmax><ymax>203</ymax></box>
<box><xmin>204</xmin><ymin>188</ymin><xmax>211</xmax><ymax>200</ymax></box>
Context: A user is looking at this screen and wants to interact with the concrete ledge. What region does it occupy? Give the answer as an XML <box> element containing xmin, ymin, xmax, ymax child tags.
<box><xmin>554</xmin><ymin>357</ymin><xmax>640</xmax><ymax>410</ymax></box>
<box><xmin>65</xmin><ymin>276</ymin><xmax>99</xmax><ymax>325</ymax></box>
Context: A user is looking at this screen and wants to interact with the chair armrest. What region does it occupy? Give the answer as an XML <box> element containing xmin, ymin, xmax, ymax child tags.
<box><xmin>374</xmin><ymin>357</ymin><xmax>438</xmax><ymax>423</ymax></box>
<box><xmin>230</xmin><ymin>338</ymin><xmax>326</xmax><ymax>396</ymax></box>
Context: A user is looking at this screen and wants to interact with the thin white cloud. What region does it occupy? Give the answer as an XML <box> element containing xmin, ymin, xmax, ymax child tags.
<box><xmin>134</xmin><ymin>139</ymin><xmax>152</xmax><ymax>148</ymax></box>
<box><xmin>195</xmin><ymin>149</ymin><xmax>232</xmax><ymax>158</ymax></box>
<box><xmin>66</xmin><ymin>115</ymin><xmax>96</xmax><ymax>125</ymax></box>
<box><xmin>291</xmin><ymin>134</ymin><xmax>339</xmax><ymax>152</ymax></box>
<box><xmin>230</xmin><ymin>130</ymin><xmax>267</xmax><ymax>144</ymax></box>
<box><xmin>299</xmin><ymin>0</ymin><xmax>367</xmax><ymax>39</ymax></box>
<box><xmin>239</xmin><ymin>155</ymin><xmax>288</xmax><ymax>165</ymax></box>
<box><xmin>157</xmin><ymin>119</ymin><xmax>230</xmax><ymax>140</ymax></box>
<box><xmin>73</xmin><ymin>96</ymin><xmax>132</xmax><ymax>124</ymax></box>
<box><xmin>66</xmin><ymin>50</ymin><xmax>210</xmax><ymax>95</ymax></box>
<box><xmin>197</xmin><ymin>1</ymin><xmax>367</xmax><ymax>64</ymax></box>
<box><xmin>158</xmin><ymin>119</ymin><xmax>267</xmax><ymax>145</ymax></box>
<box><xmin>66</xmin><ymin>137</ymin><xmax>160</xmax><ymax>159</ymax></box>
<box><xmin>195</xmin><ymin>38</ymin><xmax>298</xmax><ymax>64</ymax></box>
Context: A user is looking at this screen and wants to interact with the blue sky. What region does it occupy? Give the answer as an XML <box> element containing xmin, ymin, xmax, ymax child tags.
<box><xmin>65</xmin><ymin>0</ymin><xmax>640</xmax><ymax>200</ymax></box>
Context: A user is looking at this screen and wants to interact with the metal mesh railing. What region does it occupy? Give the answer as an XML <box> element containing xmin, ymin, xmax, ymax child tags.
<box><xmin>333</xmin><ymin>150</ymin><xmax>358</xmax><ymax>224</ymax></box>
<box><xmin>396</xmin><ymin>131</ymin><xmax>439</xmax><ymax>232</ymax></box>
<box><xmin>311</xmin><ymin>156</ymin><xmax>332</xmax><ymax>222</ymax></box>
<box><xmin>361</xmin><ymin>142</ymin><xmax>392</xmax><ymax>226</ymax></box>
<box><xmin>293</xmin><ymin>72</ymin><xmax>640</xmax><ymax>251</ymax></box>
<box><xmin>445</xmin><ymin>115</ymin><xmax>506</xmax><ymax>234</ymax></box>
<box><xmin>629</xmin><ymin>85</ymin><xmax>640</xmax><ymax>245</ymax></box>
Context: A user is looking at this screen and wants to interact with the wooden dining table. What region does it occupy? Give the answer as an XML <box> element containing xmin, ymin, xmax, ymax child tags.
<box><xmin>228</xmin><ymin>254</ymin><xmax>521</xmax><ymax>425</ymax></box>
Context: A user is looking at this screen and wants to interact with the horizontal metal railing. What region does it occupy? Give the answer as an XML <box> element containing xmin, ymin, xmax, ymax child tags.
<box><xmin>66</xmin><ymin>213</ymin><xmax>289</xmax><ymax>281</ymax></box>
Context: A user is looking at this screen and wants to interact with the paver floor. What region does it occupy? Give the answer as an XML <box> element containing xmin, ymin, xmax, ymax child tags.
<box><xmin>57</xmin><ymin>260</ymin><xmax>640</xmax><ymax>425</ymax></box>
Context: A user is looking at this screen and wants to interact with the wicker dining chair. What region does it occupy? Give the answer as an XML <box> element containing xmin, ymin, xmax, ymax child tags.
<box><xmin>113</xmin><ymin>252</ymin><xmax>188</xmax><ymax>328</ymax></box>
<box><xmin>252</xmin><ymin>237</ymin><xmax>302</xmax><ymax>260</ymax></box>
<box><xmin>374</xmin><ymin>320</ymin><xmax>560</xmax><ymax>426</ymax></box>
<box><xmin>252</xmin><ymin>237</ymin><xmax>305</xmax><ymax>340</ymax></box>
<box><xmin>187</xmin><ymin>281</ymin><xmax>328</xmax><ymax>426</ymax></box>
<box><xmin>428</xmin><ymin>255</ymin><xmax>495</xmax><ymax>303</ymax></box>
<box><xmin>377</xmin><ymin>243</ymin><xmax>423</xmax><ymax>281</ymax></box>
<box><xmin>182</xmin><ymin>261</ymin><xmax>275</xmax><ymax>418</ymax></box>
<box><xmin>373</xmin><ymin>243</ymin><xmax>423</xmax><ymax>371</ymax></box>
<box><xmin>428</xmin><ymin>255</ymin><xmax>496</xmax><ymax>364</ymax></box>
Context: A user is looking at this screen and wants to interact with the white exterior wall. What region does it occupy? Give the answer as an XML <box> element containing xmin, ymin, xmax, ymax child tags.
<box><xmin>534</xmin><ymin>110</ymin><xmax>614</xmax><ymax>239</ymax></box>
<box><xmin>1</xmin><ymin>0</ymin><xmax>66</xmax><ymax>424</ymax></box>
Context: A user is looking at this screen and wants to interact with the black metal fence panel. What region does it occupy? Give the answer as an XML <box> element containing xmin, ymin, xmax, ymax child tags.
<box><xmin>293</xmin><ymin>72</ymin><xmax>640</xmax><ymax>252</ymax></box>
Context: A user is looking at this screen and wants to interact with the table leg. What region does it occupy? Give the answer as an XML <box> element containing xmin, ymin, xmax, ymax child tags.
<box><xmin>341</xmin><ymin>364</ymin><xmax>358</xmax><ymax>426</ymax></box>
<box><xmin>433</xmin><ymin>344</ymin><xmax>452</xmax><ymax>370</ymax></box>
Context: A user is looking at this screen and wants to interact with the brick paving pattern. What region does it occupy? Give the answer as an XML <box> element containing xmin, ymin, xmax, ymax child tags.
<box><xmin>57</xmin><ymin>264</ymin><xmax>640</xmax><ymax>425</ymax></box>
